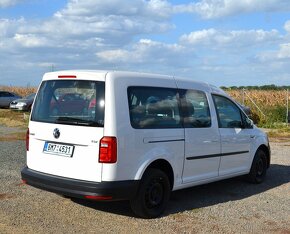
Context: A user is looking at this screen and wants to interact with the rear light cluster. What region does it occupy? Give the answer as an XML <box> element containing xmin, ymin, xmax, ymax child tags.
<box><xmin>26</xmin><ymin>128</ymin><xmax>29</xmax><ymax>151</ymax></box>
<box><xmin>99</xmin><ymin>137</ymin><xmax>117</xmax><ymax>163</ymax></box>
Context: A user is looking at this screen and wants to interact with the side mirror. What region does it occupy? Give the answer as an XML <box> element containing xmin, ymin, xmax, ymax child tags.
<box><xmin>244</xmin><ymin>118</ymin><xmax>254</xmax><ymax>129</ymax></box>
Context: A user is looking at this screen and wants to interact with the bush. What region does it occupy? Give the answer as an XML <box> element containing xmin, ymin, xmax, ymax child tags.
<box><xmin>256</xmin><ymin>105</ymin><xmax>287</xmax><ymax>128</ymax></box>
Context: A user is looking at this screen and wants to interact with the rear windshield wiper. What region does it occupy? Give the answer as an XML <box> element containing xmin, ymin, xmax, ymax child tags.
<box><xmin>55</xmin><ymin>117</ymin><xmax>103</xmax><ymax>127</ymax></box>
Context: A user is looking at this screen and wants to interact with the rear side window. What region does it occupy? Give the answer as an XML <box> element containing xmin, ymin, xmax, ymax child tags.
<box><xmin>128</xmin><ymin>87</ymin><xmax>182</xmax><ymax>129</ymax></box>
<box><xmin>181</xmin><ymin>90</ymin><xmax>211</xmax><ymax>128</ymax></box>
<box><xmin>31</xmin><ymin>80</ymin><xmax>105</xmax><ymax>127</ymax></box>
<box><xmin>212</xmin><ymin>95</ymin><xmax>242</xmax><ymax>128</ymax></box>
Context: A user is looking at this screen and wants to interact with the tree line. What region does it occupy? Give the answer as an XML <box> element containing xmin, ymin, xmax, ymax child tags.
<box><xmin>221</xmin><ymin>84</ymin><xmax>290</xmax><ymax>90</ymax></box>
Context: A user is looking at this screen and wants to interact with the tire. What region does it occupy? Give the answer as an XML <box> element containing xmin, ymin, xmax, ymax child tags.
<box><xmin>247</xmin><ymin>150</ymin><xmax>267</xmax><ymax>184</ymax></box>
<box><xmin>130</xmin><ymin>168</ymin><xmax>171</xmax><ymax>219</ymax></box>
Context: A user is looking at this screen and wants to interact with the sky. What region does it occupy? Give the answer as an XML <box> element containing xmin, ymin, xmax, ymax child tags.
<box><xmin>0</xmin><ymin>0</ymin><xmax>290</xmax><ymax>87</ymax></box>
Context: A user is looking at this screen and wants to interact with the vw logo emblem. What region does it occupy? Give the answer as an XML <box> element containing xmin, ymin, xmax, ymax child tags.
<box><xmin>53</xmin><ymin>128</ymin><xmax>60</xmax><ymax>139</ymax></box>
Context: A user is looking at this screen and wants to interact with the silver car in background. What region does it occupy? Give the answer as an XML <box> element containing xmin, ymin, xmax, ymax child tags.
<box><xmin>0</xmin><ymin>91</ymin><xmax>22</xmax><ymax>108</ymax></box>
<box><xmin>10</xmin><ymin>93</ymin><xmax>36</xmax><ymax>111</ymax></box>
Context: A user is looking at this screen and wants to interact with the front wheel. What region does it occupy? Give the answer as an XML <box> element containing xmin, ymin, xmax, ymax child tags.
<box><xmin>130</xmin><ymin>168</ymin><xmax>170</xmax><ymax>219</ymax></box>
<box><xmin>247</xmin><ymin>150</ymin><xmax>267</xmax><ymax>184</ymax></box>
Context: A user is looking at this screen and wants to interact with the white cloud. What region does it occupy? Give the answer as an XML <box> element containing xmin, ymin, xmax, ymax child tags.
<box><xmin>0</xmin><ymin>0</ymin><xmax>24</xmax><ymax>8</ymax></box>
<box><xmin>180</xmin><ymin>28</ymin><xmax>281</xmax><ymax>49</ymax></box>
<box><xmin>9</xmin><ymin>0</ymin><xmax>174</xmax><ymax>50</ymax></box>
<box><xmin>50</xmin><ymin>0</ymin><xmax>173</xmax><ymax>40</ymax></box>
<box><xmin>175</xmin><ymin>0</ymin><xmax>290</xmax><ymax>19</ymax></box>
<box><xmin>96</xmin><ymin>39</ymin><xmax>187</xmax><ymax>65</ymax></box>
<box><xmin>57</xmin><ymin>0</ymin><xmax>172</xmax><ymax>19</ymax></box>
<box><xmin>13</xmin><ymin>33</ymin><xmax>51</xmax><ymax>48</ymax></box>
<box><xmin>0</xmin><ymin>18</ymin><xmax>25</xmax><ymax>37</ymax></box>
<box><xmin>96</xmin><ymin>49</ymin><xmax>131</xmax><ymax>63</ymax></box>
<box><xmin>277</xmin><ymin>43</ymin><xmax>290</xmax><ymax>58</ymax></box>
<box><xmin>52</xmin><ymin>0</ymin><xmax>290</xmax><ymax>21</ymax></box>
<box><xmin>258</xmin><ymin>42</ymin><xmax>290</xmax><ymax>61</ymax></box>
<box><xmin>284</xmin><ymin>20</ymin><xmax>290</xmax><ymax>33</ymax></box>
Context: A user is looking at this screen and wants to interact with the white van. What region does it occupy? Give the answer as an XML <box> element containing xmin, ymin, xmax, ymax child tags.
<box><xmin>21</xmin><ymin>70</ymin><xmax>270</xmax><ymax>218</ymax></box>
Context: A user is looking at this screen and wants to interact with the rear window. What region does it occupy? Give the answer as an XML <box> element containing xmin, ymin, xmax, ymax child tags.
<box><xmin>31</xmin><ymin>80</ymin><xmax>105</xmax><ymax>127</ymax></box>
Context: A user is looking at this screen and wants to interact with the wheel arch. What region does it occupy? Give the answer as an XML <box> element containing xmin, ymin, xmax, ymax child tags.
<box><xmin>142</xmin><ymin>159</ymin><xmax>174</xmax><ymax>190</ymax></box>
<box><xmin>256</xmin><ymin>144</ymin><xmax>271</xmax><ymax>168</ymax></box>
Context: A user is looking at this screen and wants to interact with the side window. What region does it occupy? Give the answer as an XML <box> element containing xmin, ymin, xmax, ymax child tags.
<box><xmin>182</xmin><ymin>90</ymin><xmax>211</xmax><ymax>128</ymax></box>
<box><xmin>213</xmin><ymin>95</ymin><xmax>242</xmax><ymax>128</ymax></box>
<box><xmin>1</xmin><ymin>92</ymin><xmax>9</xmax><ymax>97</ymax></box>
<box><xmin>128</xmin><ymin>87</ymin><xmax>182</xmax><ymax>129</ymax></box>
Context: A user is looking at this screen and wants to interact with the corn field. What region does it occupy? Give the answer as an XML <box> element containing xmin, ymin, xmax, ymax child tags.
<box><xmin>227</xmin><ymin>90</ymin><xmax>288</xmax><ymax>107</ymax></box>
<box><xmin>226</xmin><ymin>89</ymin><xmax>289</xmax><ymax>126</ymax></box>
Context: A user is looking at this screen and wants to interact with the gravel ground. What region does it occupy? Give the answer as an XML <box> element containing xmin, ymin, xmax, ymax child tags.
<box><xmin>0</xmin><ymin>136</ymin><xmax>289</xmax><ymax>233</ymax></box>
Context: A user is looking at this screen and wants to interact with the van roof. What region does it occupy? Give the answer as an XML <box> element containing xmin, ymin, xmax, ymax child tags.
<box><xmin>43</xmin><ymin>70</ymin><xmax>227</xmax><ymax>95</ymax></box>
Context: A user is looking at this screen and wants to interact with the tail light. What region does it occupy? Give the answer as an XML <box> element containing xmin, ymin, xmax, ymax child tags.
<box><xmin>99</xmin><ymin>137</ymin><xmax>117</xmax><ymax>163</ymax></box>
<box><xmin>26</xmin><ymin>128</ymin><xmax>29</xmax><ymax>151</ymax></box>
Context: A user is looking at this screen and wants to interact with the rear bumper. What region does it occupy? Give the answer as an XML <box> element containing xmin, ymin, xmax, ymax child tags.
<box><xmin>21</xmin><ymin>167</ymin><xmax>139</xmax><ymax>201</ymax></box>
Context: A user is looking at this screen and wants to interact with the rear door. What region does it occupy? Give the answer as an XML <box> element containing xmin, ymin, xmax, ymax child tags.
<box><xmin>27</xmin><ymin>78</ymin><xmax>105</xmax><ymax>182</ymax></box>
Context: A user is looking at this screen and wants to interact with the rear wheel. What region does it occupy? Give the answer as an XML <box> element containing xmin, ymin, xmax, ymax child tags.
<box><xmin>247</xmin><ymin>150</ymin><xmax>267</xmax><ymax>184</ymax></box>
<box><xmin>130</xmin><ymin>168</ymin><xmax>170</xmax><ymax>219</ymax></box>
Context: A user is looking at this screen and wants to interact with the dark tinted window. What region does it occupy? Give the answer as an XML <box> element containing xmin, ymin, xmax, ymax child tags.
<box><xmin>181</xmin><ymin>90</ymin><xmax>211</xmax><ymax>128</ymax></box>
<box><xmin>0</xmin><ymin>92</ymin><xmax>13</xmax><ymax>97</ymax></box>
<box><xmin>31</xmin><ymin>80</ymin><xmax>105</xmax><ymax>127</ymax></box>
<box><xmin>4</xmin><ymin>92</ymin><xmax>10</xmax><ymax>97</ymax></box>
<box><xmin>213</xmin><ymin>95</ymin><xmax>242</xmax><ymax>128</ymax></box>
<box><xmin>128</xmin><ymin>87</ymin><xmax>182</xmax><ymax>129</ymax></box>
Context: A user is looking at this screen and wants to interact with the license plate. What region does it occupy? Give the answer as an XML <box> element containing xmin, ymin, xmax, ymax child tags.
<box><xmin>43</xmin><ymin>142</ymin><xmax>74</xmax><ymax>157</ymax></box>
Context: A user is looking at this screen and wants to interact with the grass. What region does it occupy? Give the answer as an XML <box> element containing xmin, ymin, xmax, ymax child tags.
<box><xmin>267</xmin><ymin>127</ymin><xmax>290</xmax><ymax>140</ymax></box>
<box><xmin>0</xmin><ymin>109</ymin><xmax>29</xmax><ymax>128</ymax></box>
<box><xmin>0</xmin><ymin>109</ymin><xmax>28</xmax><ymax>141</ymax></box>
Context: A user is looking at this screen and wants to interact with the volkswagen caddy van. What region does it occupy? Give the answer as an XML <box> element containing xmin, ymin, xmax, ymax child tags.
<box><xmin>21</xmin><ymin>70</ymin><xmax>270</xmax><ymax>218</ymax></box>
